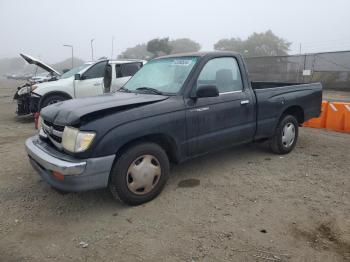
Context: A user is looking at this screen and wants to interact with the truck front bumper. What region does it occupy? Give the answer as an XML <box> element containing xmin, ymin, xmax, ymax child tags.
<box><xmin>25</xmin><ymin>136</ymin><xmax>115</xmax><ymax>192</ymax></box>
<box><xmin>15</xmin><ymin>94</ymin><xmax>40</xmax><ymax>115</ymax></box>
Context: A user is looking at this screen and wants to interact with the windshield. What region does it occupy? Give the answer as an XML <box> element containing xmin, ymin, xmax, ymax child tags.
<box><xmin>60</xmin><ymin>64</ymin><xmax>91</xmax><ymax>79</ymax></box>
<box><xmin>123</xmin><ymin>56</ymin><xmax>198</xmax><ymax>94</ymax></box>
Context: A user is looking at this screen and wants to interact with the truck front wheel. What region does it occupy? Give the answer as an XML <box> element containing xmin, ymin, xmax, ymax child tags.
<box><xmin>109</xmin><ymin>142</ymin><xmax>170</xmax><ymax>205</ymax></box>
<box><xmin>269</xmin><ymin>115</ymin><xmax>299</xmax><ymax>154</ymax></box>
<box><xmin>40</xmin><ymin>94</ymin><xmax>68</xmax><ymax>110</ymax></box>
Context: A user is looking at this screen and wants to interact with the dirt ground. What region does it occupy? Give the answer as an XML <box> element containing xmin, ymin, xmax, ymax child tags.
<box><xmin>0</xmin><ymin>80</ymin><xmax>349</xmax><ymax>262</ymax></box>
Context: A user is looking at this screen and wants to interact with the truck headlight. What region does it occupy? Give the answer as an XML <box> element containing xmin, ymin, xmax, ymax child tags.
<box><xmin>17</xmin><ymin>86</ymin><xmax>30</xmax><ymax>96</ymax></box>
<box><xmin>62</xmin><ymin>127</ymin><xmax>96</xmax><ymax>153</ymax></box>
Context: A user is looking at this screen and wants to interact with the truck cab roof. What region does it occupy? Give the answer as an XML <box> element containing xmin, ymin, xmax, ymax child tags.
<box><xmin>109</xmin><ymin>59</ymin><xmax>147</xmax><ymax>65</ymax></box>
<box><xmin>157</xmin><ymin>51</ymin><xmax>241</xmax><ymax>59</ymax></box>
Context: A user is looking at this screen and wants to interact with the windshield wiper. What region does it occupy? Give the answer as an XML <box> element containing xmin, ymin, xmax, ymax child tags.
<box><xmin>118</xmin><ymin>86</ymin><xmax>131</xmax><ymax>93</ymax></box>
<box><xmin>136</xmin><ymin>87</ymin><xmax>163</xmax><ymax>95</ymax></box>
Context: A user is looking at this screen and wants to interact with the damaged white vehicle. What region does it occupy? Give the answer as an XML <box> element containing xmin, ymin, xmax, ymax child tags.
<box><xmin>14</xmin><ymin>54</ymin><xmax>146</xmax><ymax>115</ymax></box>
<box><xmin>14</xmin><ymin>53</ymin><xmax>62</xmax><ymax>115</ymax></box>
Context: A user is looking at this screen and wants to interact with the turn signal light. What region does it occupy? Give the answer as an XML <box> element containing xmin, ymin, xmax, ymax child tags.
<box><xmin>52</xmin><ymin>171</ymin><xmax>65</xmax><ymax>181</ymax></box>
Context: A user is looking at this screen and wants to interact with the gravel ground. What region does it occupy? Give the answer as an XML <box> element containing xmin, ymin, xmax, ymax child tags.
<box><xmin>0</xmin><ymin>80</ymin><xmax>349</xmax><ymax>262</ymax></box>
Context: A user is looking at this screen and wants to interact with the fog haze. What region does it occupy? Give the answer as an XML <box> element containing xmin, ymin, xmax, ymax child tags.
<box><xmin>1</xmin><ymin>0</ymin><xmax>350</xmax><ymax>62</ymax></box>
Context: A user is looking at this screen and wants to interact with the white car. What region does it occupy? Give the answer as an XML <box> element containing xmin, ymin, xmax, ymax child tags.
<box><xmin>16</xmin><ymin>58</ymin><xmax>146</xmax><ymax>114</ymax></box>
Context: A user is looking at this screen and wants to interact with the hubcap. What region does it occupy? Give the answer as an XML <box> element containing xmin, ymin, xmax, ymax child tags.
<box><xmin>126</xmin><ymin>155</ymin><xmax>161</xmax><ymax>195</ymax></box>
<box><xmin>282</xmin><ymin>122</ymin><xmax>295</xmax><ymax>148</ymax></box>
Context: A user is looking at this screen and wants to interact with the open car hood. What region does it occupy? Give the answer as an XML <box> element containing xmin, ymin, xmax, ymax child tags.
<box><xmin>20</xmin><ymin>53</ymin><xmax>61</xmax><ymax>76</ymax></box>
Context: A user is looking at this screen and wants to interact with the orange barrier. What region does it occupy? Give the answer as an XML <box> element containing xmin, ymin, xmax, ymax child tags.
<box><xmin>303</xmin><ymin>100</ymin><xmax>350</xmax><ymax>133</ymax></box>
<box><xmin>345</xmin><ymin>104</ymin><xmax>350</xmax><ymax>132</ymax></box>
<box><xmin>325</xmin><ymin>102</ymin><xmax>350</xmax><ymax>133</ymax></box>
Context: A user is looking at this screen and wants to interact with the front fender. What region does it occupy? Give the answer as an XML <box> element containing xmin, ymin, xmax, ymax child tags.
<box><xmin>33</xmin><ymin>86</ymin><xmax>74</xmax><ymax>98</ymax></box>
<box><xmin>32</xmin><ymin>78</ymin><xmax>75</xmax><ymax>97</ymax></box>
<box><xmin>86</xmin><ymin>110</ymin><xmax>186</xmax><ymax>159</ymax></box>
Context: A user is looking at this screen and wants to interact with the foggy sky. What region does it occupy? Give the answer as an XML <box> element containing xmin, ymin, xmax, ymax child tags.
<box><xmin>1</xmin><ymin>0</ymin><xmax>350</xmax><ymax>63</ymax></box>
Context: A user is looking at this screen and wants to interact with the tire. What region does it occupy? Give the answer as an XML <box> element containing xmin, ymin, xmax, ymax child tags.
<box><xmin>269</xmin><ymin>115</ymin><xmax>299</xmax><ymax>154</ymax></box>
<box><xmin>109</xmin><ymin>142</ymin><xmax>170</xmax><ymax>206</ymax></box>
<box><xmin>40</xmin><ymin>94</ymin><xmax>68</xmax><ymax>110</ymax></box>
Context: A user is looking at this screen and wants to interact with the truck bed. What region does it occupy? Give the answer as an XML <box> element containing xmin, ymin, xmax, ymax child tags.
<box><xmin>252</xmin><ymin>82</ymin><xmax>323</xmax><ymax>139</ymax></box>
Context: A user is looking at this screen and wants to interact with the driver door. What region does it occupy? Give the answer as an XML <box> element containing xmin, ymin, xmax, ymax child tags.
<box><xmin>185</xmin><ymin>57</ymin><xmax>255</xmax><ymax>157</ymax></box>
<box><xmin>74</xmin><ymin>60</ymin><xmax>108</xmax><ymax>98</ymax></box>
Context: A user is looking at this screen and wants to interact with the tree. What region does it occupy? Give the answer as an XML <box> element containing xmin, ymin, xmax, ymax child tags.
<box><xmin>147</xmin><ymin>37</ymin><xmax>172</xmax><ymax>58</ymax></box>
<box><xmin>118</xmin><ymin>37</ymin><xmax>201</xmax><ymax>60</ymax></box>
<box><xmin>51</xmin><ymin>57</ymin><xmax>85</xmax><ymax>73</ymax></box>
<box><xmin>169</xmin><ymin>38</ymin><xmax>201</xmax><ymax>54</ymax></box>
<box><xmin>214</xmin><ymin>30</ymin><xmax>291</xmax><ymax>57</ymax></box>
<box><xmin>214</xmin><ymin>37</ymin><xmax>245</xmax><ymax>54</ymax></box>
<box><xmin>245</xmin><ymin>30</ymin><xmax>291</xmax><ymax>56</ymax></box>
<box><xmin>118</xmin><ymin>44</ymin><xmax>152</xmax><ymax>60</ymax></box>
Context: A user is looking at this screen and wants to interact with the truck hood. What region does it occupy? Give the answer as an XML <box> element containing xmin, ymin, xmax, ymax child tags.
<box><xmin>40</xmin><ymin>92</ymin><xmax>169</xmax><ymax>126</ymax></box>
<box><xmin>20</xmin><ymin>53</ymin><xmax>61</xmax><ymax>76</ymax></box>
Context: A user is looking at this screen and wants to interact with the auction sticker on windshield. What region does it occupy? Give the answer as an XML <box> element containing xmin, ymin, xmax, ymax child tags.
<box><xmin>172</xmin><ymin>59</ymin><xmax>195</xmax><ymax>66</ymax></box>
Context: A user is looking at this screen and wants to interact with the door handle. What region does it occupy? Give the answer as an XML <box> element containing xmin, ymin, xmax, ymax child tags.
<box><xmin>240</xmin><ymin>100</ymin><xmax>250</xmax><ymax>105</ymax></box>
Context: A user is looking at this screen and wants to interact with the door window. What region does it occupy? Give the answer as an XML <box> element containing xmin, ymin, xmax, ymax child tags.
<box><xmin>82</xmin><ymin>61</ymin><xmax>108</xmax><ymax>79</ymax></box>
<box><xmin>197</xmin><ymin>57</ymin><xmax>243</xmax><ymax>93</ymax></box>
<box><xmin>116</xmin><ymin>62</ymin><xmax>143</xmax><ymax>78</ymax></box>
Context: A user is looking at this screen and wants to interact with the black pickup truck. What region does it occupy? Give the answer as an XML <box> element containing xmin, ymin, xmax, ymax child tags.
<box><xmin>25</xmin><ymin>52</ymin><xmax>322</xmax><ymax>205</ymax></box>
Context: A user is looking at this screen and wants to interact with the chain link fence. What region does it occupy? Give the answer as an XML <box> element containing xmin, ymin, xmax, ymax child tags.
<box><xmin>245</xmin><ymin>51</ymin><xmax>350</xmax><ymax>91</ymax></box>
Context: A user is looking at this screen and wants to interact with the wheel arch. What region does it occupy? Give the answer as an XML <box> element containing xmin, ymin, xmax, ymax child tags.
<box><xmin>280</xmin><ymin>105</ymin><xmax>305</xmax><ymax>124</ymax></box>
<box><xmin>115</xmin><ymin>133</ymin><xmax>180</xmax><ymax>165</ymax></box>
<box><xmin>38</xmin><ymin>91</ymin><xmax>72</xmax><ymax>109</ymax></box>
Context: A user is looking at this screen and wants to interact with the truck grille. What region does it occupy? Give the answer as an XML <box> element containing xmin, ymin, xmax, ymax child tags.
<box><xmin>42</xmin><ymin>120</ymin><xmax>64</xmax><ymax>148</ymax></box>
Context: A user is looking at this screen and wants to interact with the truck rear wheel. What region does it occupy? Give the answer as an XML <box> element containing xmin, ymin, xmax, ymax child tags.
<box><xmin>269</xmin><ymin>115</ymin><xmax>298</xmax><ymax>154</ymax></box>
<box><xmin>109</xmin><ymin>142</ymin><xmax>170</xmax><ymax>205</ymax></box>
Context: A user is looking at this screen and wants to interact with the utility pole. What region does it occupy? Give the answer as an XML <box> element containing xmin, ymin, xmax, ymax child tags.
<box><xmin>90</xmin><ymin>39</ymin><xmax>94</xmax><ymax>61</ymax></box>
<box><xmin>111</xmin><ymin>36</ymin><xmax>114</xmax><ymax>59</ymax></box>
<box><xmin>299</xmin><ymin>43</ymin><xmax>302</xmax><ymax>55</ymax></box>
<box><xmin>63</xmin><ymin>44</ymin><xmax>74</xmax><ymax>69</ymax></box>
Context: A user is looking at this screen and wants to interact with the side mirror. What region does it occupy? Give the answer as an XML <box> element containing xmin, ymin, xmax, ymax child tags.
<box><xmin>74</xmin><ymin>74</ymin><xmax>81</xmax><ymax>80</ymax></box>
<box><xmin>195</xmin><ymin>85</ymin><xmax>219</xmax><ymax>98</ymax></box>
